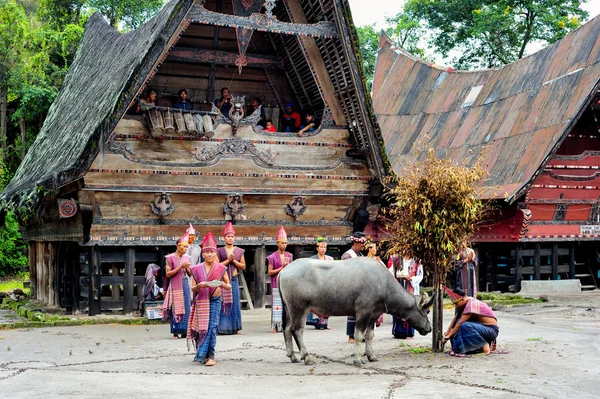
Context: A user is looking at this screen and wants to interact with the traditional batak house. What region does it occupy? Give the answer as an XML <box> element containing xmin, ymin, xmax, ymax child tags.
<box><xmin>372</xmin><ymin>18</ymin><xmax>600</xmax><ymax>293</ymax></box>
<box><xmin>0</xmin><ymin>0</ymin><xmax>387</xmax><ymax>314</ymax></box>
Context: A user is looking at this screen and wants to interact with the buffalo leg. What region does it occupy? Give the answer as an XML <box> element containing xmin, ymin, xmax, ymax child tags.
<box><xmin>352</xmin><ymin>315</ymin><xmax>372</xmax><ymax>366</ymax></box>
<box><xmin>290</xmin><ymin>309</ymin><xmax>314</xmax><ymax>365</ymax></box>
<box><xmin>283</xmin><ymin>308</ymin><xmax>299</xmax><ymax>363</ymax></box>
<box><xmin>365</xmin><ymin>321</ymin><xmax>378</xmax><ymax>362</ymax></box>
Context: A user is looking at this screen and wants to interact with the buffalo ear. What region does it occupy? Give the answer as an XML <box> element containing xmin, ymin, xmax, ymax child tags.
<box><xmin>418</xmin><ymin>293</ymin><xmax>429</xmax><ymax>309</ymax></box>
<box><xmin>423</xmin><ymin>294</ymin><xmax>435</xmax><ymax>310</ymax></box>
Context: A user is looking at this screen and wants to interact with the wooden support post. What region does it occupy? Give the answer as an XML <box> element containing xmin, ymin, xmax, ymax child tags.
<box><xmin>89</xmin><ymin>246</ymin><xmax>102</xmax><ymax>316</ymax></box>
<box><xmin>515</xmin><ymin>245</ymin><xmax>522</xmax><ymax>292</ymax></box>
<box><xmin>73</xmin><ymin>245</ymin><xmax>81</xmax><ymax>314</ymax></box>
<box><xmin>569</xmin><ymin>244</ymin><xmax>576</xmax><ymax>279</ymax></box>
<box><xmin>253</xmin><ymin>245</ymin><xmax>266</xmax><ymax>309</ymax></box>
<box><xmin>489</xmin><ymin>253</ymin><xmax>498</xmax><ymax>292</ymax></box>
<box><xmin>28</xmin><ymin>242</ymin><xmax>36</xmax><ymax>298</ymax></box>
<box><xmin>111</xmin><ymin>263</ymin><xmax>120</xmax><ymax>301</ymax></box>
<box><xmin>534</xmin><ymin>243</ymin><xmax>541</xmax><ymax>280</ymax></box>
<box><xmin>551</xmin><ymin>243</ymin><xmax>558</xmax><ymax>280</ymax></box>
<box><xmin>123</xmin><ymin>248</ymin><xmax>135</xmax><ymax>314</ymax></box>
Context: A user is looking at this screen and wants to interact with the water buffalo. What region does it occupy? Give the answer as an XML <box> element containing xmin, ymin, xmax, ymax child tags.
<box><xmin>278</xmin><ymin>257</ymin><xmax>433</xmax><ymax>366</ymax></box>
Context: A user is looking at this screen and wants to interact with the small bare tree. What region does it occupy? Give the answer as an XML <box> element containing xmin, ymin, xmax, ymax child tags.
<box><xmin>382</xmin><ymin>146</ymin><xmax>488</xmax><ymax>352</ymax></box>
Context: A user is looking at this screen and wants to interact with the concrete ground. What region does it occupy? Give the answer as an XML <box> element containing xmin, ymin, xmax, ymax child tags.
<box><xmin>1</xmin><ymin>292</ymin><xmax>599</xmax><ymax>398</ymax></box>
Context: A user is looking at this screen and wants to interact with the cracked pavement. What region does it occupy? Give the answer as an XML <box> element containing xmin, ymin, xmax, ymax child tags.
<box><xmin>1</xmin><ymin>292</ymin><xmax>600</xmax><ymax>398</ymax></box>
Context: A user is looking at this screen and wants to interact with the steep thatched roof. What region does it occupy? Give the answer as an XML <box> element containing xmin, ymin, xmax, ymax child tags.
<box><xmin>0</xmin><ymin>0</ymin><xmax>194</xmax><ymax>214</ymax></box>
<box><xmin>373</xmin><ymin>15</ymin><xmax>600</xmax><ymax>203</ymax></box>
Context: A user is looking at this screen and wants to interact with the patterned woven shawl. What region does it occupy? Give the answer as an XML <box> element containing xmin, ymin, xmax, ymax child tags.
<box><xmin>464</xmin><ymin>298</ymin><xmax>496</xmax><ymax>320</ymax></box>
<box><xmin>187</xmin><ymin>262</ymin><xmax>231</xmax><ymax>348</ymax></box>
<box><xmin>266</xmin><ymin>251</ymin><xmax>293</xmax><ymax>289</ymax></box>
<box><xmin>162</xmin><ymin>253</ymin><xmax>190</xmax><ymax>323</ymax></box>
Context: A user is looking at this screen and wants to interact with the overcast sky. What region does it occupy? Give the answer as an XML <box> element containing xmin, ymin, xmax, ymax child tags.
<box><xmin>348</xmin><ymin>0</ymin><xmax>600</xmax><ymax>29</ymax></box>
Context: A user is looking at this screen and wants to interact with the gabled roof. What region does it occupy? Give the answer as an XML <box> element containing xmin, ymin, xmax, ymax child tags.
<box><xmin>373</xmin><ymin>15</ymin><xmax>600</xmax><ymax>203</ymax></box>
<box><xmin>1</xmin><ymin>0</ymin><xmax>386</xmax><ymax>216</ymax></box>
<box><xmin>0</xmin><ymin>0</ymin><xmax>194</xmax><ymax>212</ymax></box>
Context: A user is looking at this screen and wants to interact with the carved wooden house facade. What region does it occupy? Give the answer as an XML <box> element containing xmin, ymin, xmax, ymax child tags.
<box><xmin>373</xmin><ymin>18</ymin><xmax>600</xmax><ymax>292</ymax></box>
<box><xmin>0</xmin><ymin>0</ymin><xmax>387</xmax><ymax>314</ymax></box>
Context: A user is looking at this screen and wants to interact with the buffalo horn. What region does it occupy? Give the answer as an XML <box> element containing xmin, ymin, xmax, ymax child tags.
<box><xmin>423</xmin><ymin>294</ymin><xmax>435</xmax><ymax>310</ymax></box>
<box><xmin>418</xmin><ymin>293</ymin><xmax>429</xmax><ymax>309</ymax></box>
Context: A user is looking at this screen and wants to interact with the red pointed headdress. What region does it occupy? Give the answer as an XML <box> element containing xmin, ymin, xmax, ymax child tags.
<box><xmin>276</xmin><ymin>226</ymin><xmax>288</xmax><ymax>242</ymax></box>
<box><xmin>177</xmin><ymin>234</ymin><xmax>189</xmax><ymax>245</ymax></box>
<box><xmin>223</xmin><ymin>221</ymin><xmax>236</xmax><ymax>237</ymax></box>
<box><xmin>185</xmin><ymin>223</ymin><xmax>196</xmax><ymax>235</ymax></box>
<box><xmin>443</xmin><ymin>285</ymin><xmax>464</xmax><ymax>303</ymax></box>
<box><xmin>201</xmin><ymin>232</ymin><xmax>217</xmax><ymax>252</ymax></box>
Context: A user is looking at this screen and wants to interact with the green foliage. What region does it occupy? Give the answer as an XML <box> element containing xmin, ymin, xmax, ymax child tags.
<box><xmin>527</xmin><ymin>337</ymin><xmax>542</xmax><ymax>341</ymax></box>
<box><xmin>355</xmin><ymin>24</ymin><xmax>379</xmax><ymax>92</ymax></box>
<box><xmin>0</xmin><ymin>211</ymin><xmax>28</xmax><ymax>277</ymax></box>
<box><xmin>87</xmin><ymin>0</ymin><xmax>164</xmax><ymax>30</ymax></box>
<box><xmin>405</xmin><ymin>0</ymin><xmax>589</xmax><ymax>69</ymax></box>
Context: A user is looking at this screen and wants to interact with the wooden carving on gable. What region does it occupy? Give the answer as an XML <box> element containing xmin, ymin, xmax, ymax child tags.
<box><xmin>231</xmin><ymin>0</ymin><xmax>263</xmax><ymax>74</ymax></box>
<box><xmin>151</xmin><ymin>192</ymin><xmax>176</xmax><ymax>218</ymax></box>
<box><xmin>224</xmin><ymin>194</ymin><xmax>246</xmax><ymax>220</ymax></box>
<box><xmin>286</xmin><ymin>196</ymin><xmax>308</xmax><ymax>221</ymax></box>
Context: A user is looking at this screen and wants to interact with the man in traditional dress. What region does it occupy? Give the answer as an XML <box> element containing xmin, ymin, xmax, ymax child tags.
<box><xmin>392</xmin><ymin>256</ymin><xmax>424</xmax><ymax>339</ymax></box>
<box><xmin>443</xmin><ymin>286</ymin><xmax>499</xmax><ymax>357</ymax></box>
<box><xmin>341</xmin><ymin>231</ymin><xmax>367</xmax><ymax>343</ymax></box>
<box><xmin>306</xmin><ymin>237</ymin><xmax>333</xmax><ymax>329</ymax></box>
<box><xmin>267</xmin><ymin>226</ymin><xmax>293</xmax><ymax>333</ymax></box>
<box><xmin>187</xmin><ymin>232</ymin><xmax>232</xmax><ymax>366</ymax></box>
<box><xmin>186</xmin><ymin>223</ymin><xmax>202</xmax><ymax>266</ymax></box>
<box><xmin>216</xmin><ymin>222</ymin><xmax>246</xmax><ymax>335</ymax></box>
<box><xmin>163</xmin><ymin>235</ymin><xmax>192</xmax><ymax>339</ymax></box>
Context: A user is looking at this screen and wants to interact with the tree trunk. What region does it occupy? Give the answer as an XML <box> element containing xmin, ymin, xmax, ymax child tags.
<box><xmin>431</xmin><ymin>271</ymin><xmax>444</xmax><ymax>352</ymax></box>
<box><xmin>18</xmin><ymin>117</ymin><xmax>26</xmax><ymax>159</ymax></box>
<box><xmin>0</xmin><ymin>87</ymin><xmax>7</xmax><ymax>151</ymax></box>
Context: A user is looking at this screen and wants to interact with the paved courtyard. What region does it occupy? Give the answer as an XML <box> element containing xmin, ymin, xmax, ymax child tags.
<box><xmin>1</xmin><ymin>292</ymin><xmax>599</xmax><ymax>398</ymax></box>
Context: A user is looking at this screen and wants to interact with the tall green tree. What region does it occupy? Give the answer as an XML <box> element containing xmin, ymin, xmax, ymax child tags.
<box><xmin>88</xmin><ymin>0</ymin><xmax>164</xmax><ymax>30</ymax></box>
<box><xmin>382</xmin><ymin>144</ymin><xmax>488</xmax><ymax>352</ymax></box>
<box><xmin>355</xmin><ymin>24</ymin><xmax>379</xmax><ymax>92</ymax></box>
<box><xmin>405</xmin><ymin>0</ymin><xmax>589</xmax><ymax>69</ymax></box>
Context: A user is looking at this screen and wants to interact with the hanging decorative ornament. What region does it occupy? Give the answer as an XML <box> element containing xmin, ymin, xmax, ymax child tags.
<box><xmin>58</xmin><ymin>199</ymin><xmax>78</xmax><ymax>218</ymax></box>
<box><xmin>235</xmin><ymin>54</ymin><xmax>248</xmax><ymax>74</ymax></box>
<box><xmin>264</xmin><ymin>0</ymin><xmax>277</xmax><ymax>21</ymax></box>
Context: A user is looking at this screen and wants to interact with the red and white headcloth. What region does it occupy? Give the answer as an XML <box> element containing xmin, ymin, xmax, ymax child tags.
<box><xmin>201</xmin><ymin>232</ymin><xmax>217</xmax><ymax>252</ymax></box>
<box><xmin>223</xmin><ymin>221</ymin><xmax>236</xmax><ymax>237</ymax></box>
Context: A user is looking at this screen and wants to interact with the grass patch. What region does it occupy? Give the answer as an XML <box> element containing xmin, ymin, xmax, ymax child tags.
<box><xmin>526</xmin><ymin>337</ymin><xmax>542</xmax><ymax>341</ymax></box>
<box><xmin>408</xmin><ymin>346</ymin><xmax>432</xmax><ymax>354</ymax></box>
<box><xmin>476</xmin><ymin>292</ymin><xmax>542</xmax><ymax>307</ymax></box>
<box><xmin>0</xmin><ymin>280</ymin><xmax>30</xmax><ymax>295</ymax></box>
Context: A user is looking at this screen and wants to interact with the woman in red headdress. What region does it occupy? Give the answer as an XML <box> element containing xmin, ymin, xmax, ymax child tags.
<box><xmin>163</xmin><ymin>235</ymin><xmax>192</xmax><ymax>339</ymax></box>
<box><xmin>267</xmin><ymin>226</ymin><xmax>293</xmax><ymax>333</ymax></box>
<box><xmin>187</xmin><ymin>233</ymin><xmax>232</xmax><ymax>366</ymax></box>
<box><xmin>216</xmin><ymin>222</ymin><xmax>246</xmax><ymax>335</ymax></box>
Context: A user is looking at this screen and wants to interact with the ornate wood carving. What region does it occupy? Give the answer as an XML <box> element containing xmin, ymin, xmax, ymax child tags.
<box><xmin>212</xmin><ymin>98</ymin><xmax>263</xmax><ymax>135</ymax></box>
<box><xmin>553</xmin><ymin>204</ymin><xmax>568</xmax><ymax>221</ymax></box>
<box><xmin>188</xmin><ymin>6</ymin><xmax>338</xmax><ymax>38</ymax></box>
<box><xmin>264</xmin><ymin>0</ymin><xmax>277</xmax><ymax>19</ymax></box>
<box><xmin>58</xmin><ymin>199</ymin><xmax>78</xmax><ymax>218</ymax></box>
<box><xmin>150</xmin><ymin>192</ymin><xmax>176</xmax><ymax>218</ymax></box>
<box><xmin>193</xmin><ymin>136</ymin><xmax>278</xmax><ymax>166</ymax></box>
<box><xmin>285</xmin><ymin>196</ymin><xmax>307</xmax><ymax>221</ymax></box>
<box><xmin>168</xmin><ymin>48</ymin><xmax>284</xmax><ymax>69</ymax></box>
<box><xmin>223</xmin><ymin>194</ymin><xmax>245</xmax><ymax>220</ymax></box>
<box><xmin>106</xmin><ymin>139</ymin><xmax>135</xmax><ymax>157</ymax></box>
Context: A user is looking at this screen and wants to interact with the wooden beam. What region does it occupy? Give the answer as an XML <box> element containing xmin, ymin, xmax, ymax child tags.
<box><xmin>534</xmin><ymin>243</ymin><xmax>541</xmax><ymax>280</ymax></box>
<box><xmin>188</xmin><ymin>5</ymin><xmax>338</xmax><ymax>38</ymax></box>
<box><xmin>253</xmin><ymin>245</ymin><xmax>266</xmax><ymax>308</ymax></box>
<box><xmin>123</xmin><ymin>248</ymin><xmax>135</xmax><ymax>314</ymax></box>
<box><xmin>551</xmin><ymin>243</ymin><xmax>558</xmax><ymax>280</ymax></box>
<box><xmin>89</xmin><ymin>246</ymin><xmax>102</xmax><ymax>316</ymax></box>
<box><xmin>168</xmin><ymin>47</ymin><xmax>285</xmax><ymax>69</ymax></box>
<box><xmin>285</xmin><ymin>0</ymin><xmax>347</xmax><ymax>125</ymax></box>
<box><xmin>111</xmin><ymin>263</ymin><xmax>120</xmax><ymax>301</ymax></box>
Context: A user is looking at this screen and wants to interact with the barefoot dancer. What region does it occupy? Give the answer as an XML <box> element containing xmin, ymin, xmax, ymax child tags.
<box><xmin>187</xmin><ymin>233</ymin><xmax>232</xmax><ymax>366</ymax></box>
<box><xmin>267</xmin><ymin>227</ymin><xmax>293</xmax><ymax>333</ymax></box>
<box><xmin>217</xmin><ymin>222</ymin><xmax>246</xmax><ymax>335</ymax></box>
<box><xmin>306</xmin><ymin>237</ymin><xmax>333</xmax><ymax>330</ymax></box>
<box><xmin>443</xmin><ymin>286</ymin><xmax>499</xmax><ymax>356</ymax></box>
<box><xmin>341</xmin><ymin>232</ymin><xmax>366</xmax><ymax>343</ymax></box>
<box><xmin>163</xmin><ymin>236</ymin><xmax>192</xmax><ymax>339</ymax></box>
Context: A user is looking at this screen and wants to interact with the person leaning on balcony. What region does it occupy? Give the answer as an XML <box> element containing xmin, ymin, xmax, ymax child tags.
<box><xmin>174</xmin><ymin>88</ymin><xmax>193</xmax><ymax>111</ymax></box>
<box><xmin>136</xmin><ymin>88</ymin><xmax>157</xmax><ymax>113</ymax></box>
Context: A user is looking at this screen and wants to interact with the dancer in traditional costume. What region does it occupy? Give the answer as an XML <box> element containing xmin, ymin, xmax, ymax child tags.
<box><xmin>163</xmin><ymin>236</ymin><xmax>192</xmax><ymax>339</ymax></box>
<box><xmin>443</xmin><ymin>286</ymin><xmax>499</xmax><ymax>357</ymax></box>
<box><xmin>366</xmin><ymin>242</ymin><xmax>386</xmax><ymax>328</ymax></box>
<box><xmin>267</xmin><ymin>226</ymin><xmax>293</xmax><ymax>333</ymax></box>
<box><xmin>341</xmin><ymin>231</ymin><xmax>366</xmax><ymax>343</ymax></box>
<box><xmin>392</xmin><ymin>256</ymin><xmax>423</xmax><ymax>339</ymax></box>
<box><xmin>216</xmin><ymin>222</ymin><xmax>246</xmax><ymax>335</ymax></box>
<box><xmin>306</xmin><ymin>237</ymin><xmax>333</xmax><ymax>329</ymax></box>
<box><xmin>187</xmin><ymin>232</ymin><xmax>232</xmax><ymax>366</ymax></box>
